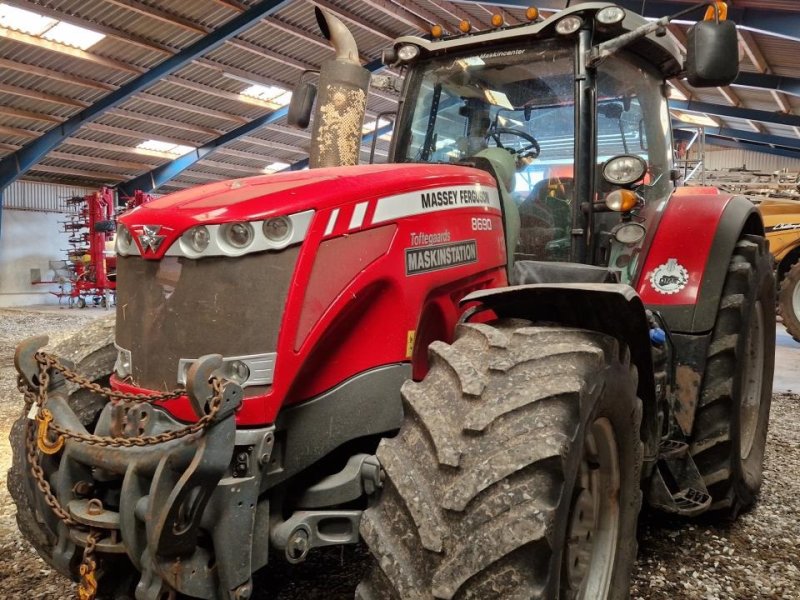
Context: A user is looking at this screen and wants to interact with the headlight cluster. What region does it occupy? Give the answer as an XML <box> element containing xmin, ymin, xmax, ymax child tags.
<box><xmin>555</xmin><ymin>7</ymin><xmax>625</xmax><ymax>35</ymax></box>
<box><xmin>165</xmin><ymin>209</ymin><xmax>314</xmax><ymax>258</ymax></box>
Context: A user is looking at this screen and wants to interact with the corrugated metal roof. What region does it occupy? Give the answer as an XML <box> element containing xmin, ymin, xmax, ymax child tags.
<box><xmin>0</xmin><ymin>0</ymin><xmax>798</xmax><ymax>190</ymax></box>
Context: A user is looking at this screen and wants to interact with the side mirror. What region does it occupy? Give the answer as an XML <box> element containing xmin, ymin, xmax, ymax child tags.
<box><xmin>685</xmin><ymin>19</ymin><xmax>739</xmax><ymax>87</ymax></box>
<box><xmin>287</xmin><ymin>80</ymin><xmax>317</xmax><ymax>129</ymax></box>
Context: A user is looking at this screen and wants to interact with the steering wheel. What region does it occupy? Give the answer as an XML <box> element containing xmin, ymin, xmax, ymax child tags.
<box><xmin>486</xmin><ymin>127</ymin><xmax>541</xmax><ymax>160</ymax></box>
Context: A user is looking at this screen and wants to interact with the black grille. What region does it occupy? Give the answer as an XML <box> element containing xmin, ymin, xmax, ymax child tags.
<box><xmin>115</xmin><ymin>248</ymin><xmax>300</xmax><ymax>391</ymax></box>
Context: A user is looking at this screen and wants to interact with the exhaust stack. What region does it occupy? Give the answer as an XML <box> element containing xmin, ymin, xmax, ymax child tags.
<box><xmin>310</xmin><ymin>7</ymin><xmax>371</xmax><ymax>168</ymax></box>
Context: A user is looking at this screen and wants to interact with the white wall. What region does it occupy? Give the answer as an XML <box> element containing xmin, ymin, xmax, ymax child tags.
<box><xmin>0</xmin><ymin>180</ymin><xmax>94</xmax><ymax>307</ymax></box>
<box><xmin>704</xmin><ymin>147</ymin><xmax>800</xmax><ymax>172</ymax></box>
<box><xmin>0</xmin><ymin>210</ymin><xmax>70</xmax><ymax>307</ymax></box>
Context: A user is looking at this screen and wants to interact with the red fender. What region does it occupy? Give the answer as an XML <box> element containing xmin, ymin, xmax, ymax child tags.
<box><xmin>636</xmin><ymin>191</ymin><xmax>734</xmax><ymax>307</ymax></box>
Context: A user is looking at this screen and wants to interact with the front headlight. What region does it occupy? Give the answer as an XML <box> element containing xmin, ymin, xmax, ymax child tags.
<box><xmin>220</xmin><ymin>222</ymin><xmax>255</xmax><ymax>249</ymax></box>
<box><xmin>602</xmin><ymin>155</ymin><xmax>647</xmax><ymax>187</ymax></box>
<box><xmin>115</xmin><ymin>224</ymin><xmax>134</xmax><ymax>256</ymax></box>
<box><xmin>182</xmin><ymin>225</ymin><xmax>211</xmax><ymax>254</ymax></box>
<box><xmin>397</xmin><ymin>44</ymin><xmax>420</xmax><ymax>62</ymax></box>
<box><xmin>263</xmin><ymin>216</ymin><xmax>292</xmax><ymax>243</ymax></box>
<box><xmin>556</xmin><ymin>15</ymin><xmax>583</xmax><ymax>35</ymax></box>
<box><xmin>596</xmin><ymin>6</ymin><xmax>626</xmax><ymax>25</ymax></box>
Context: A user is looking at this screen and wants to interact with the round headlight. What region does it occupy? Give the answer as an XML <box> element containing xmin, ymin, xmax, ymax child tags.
<box><xmin>602</xmin><ymin>155</ymin><xmax>648</xmax><ymax>187</ymax></box>
<box><xmin>597</xmin><ymin>6</ymin><xmax>626</xmax><ymax>25</ymax></box>
<box><xmin>115</xmin><ymin>224</ymin><xmax>133</xmax><ymax>255</ymax></box>
<box><xmin>182</xmin><ymin>225</ymin><xmax>211</xmax><ymax>253</ymax></box>
<box><xmin>263</xmin><ymin>216</ymin><xmax>292</xmax><ymax>243</ymax></box>
<box><xmin>221</xmin><ymin>222</ymin><xmax>254</xmax><ymax>249</ymax></box>
<box><xmin>556</xmin><ymin>15</ymin><xmax>583</xmax><ymax>35</ymax></box>
<box><xmin>605</xmin><ymin>189</ymin><xmax>639</xmax><ymax>212</ymax></box>
<box><xmin>224</xmin><ymin>360</ymin><xmax>250</xmax><ymax>385</ymax></box>
<box><xmin>613</xmin><ymin>222</ymin><xmax>646</xmax><ymax>245</ymax></box>
<box><xmin>397</xmin><ymin>44</ymin><xmax>420</xmax><ymax>62</ymax></box>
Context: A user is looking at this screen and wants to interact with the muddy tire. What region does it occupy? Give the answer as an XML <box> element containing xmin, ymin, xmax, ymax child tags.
<box><xmin>357</xmin><ymin>321</ymin><xmax>643</xmax><ymax>599</ymax></box>
<box><xmin>778</xmin><ymin>259</ymin><xmax>800</xmax><ymax>343</ymax></box>
<box><xmin>690</xmin><ymin>235</ymin><xmax>775</xmax><ymax>519</ymax></box>
<box><xmin>7</xmin><ymin>316</ymin><xmax>118</xmax><ymax>580</ymax></box>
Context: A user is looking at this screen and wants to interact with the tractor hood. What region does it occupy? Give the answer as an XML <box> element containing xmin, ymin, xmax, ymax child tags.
<box><xmin>119</xmin><ymin>164</ymin><xmax>495</xmax><ymax>259</ymax></box>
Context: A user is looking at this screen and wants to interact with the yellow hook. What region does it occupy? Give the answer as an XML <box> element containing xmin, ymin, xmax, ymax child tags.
<box><xmin>77</xmin><ymin>561</ymin><xmax>98</xmax><ymax>600</ymax></box>
<box><xmin>36</xmin><ymin>409</ymin><xmax>65</xmax><ymax>455</ymax></box>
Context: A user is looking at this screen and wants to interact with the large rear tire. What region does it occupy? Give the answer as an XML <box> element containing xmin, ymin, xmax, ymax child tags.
<box><xmin>690</xmin><ymin>235</ymin><xmax>775</xmax><ymax>519</ymax></box>
<box><xmin>777</xmin><ymin>259</ymin><xmax>800</xmax><ymax>343</ymax></box>
<box><xmin>357</xmin><ymin>322</ymin><xmax>643</xmax><ymax>599</ymax></box>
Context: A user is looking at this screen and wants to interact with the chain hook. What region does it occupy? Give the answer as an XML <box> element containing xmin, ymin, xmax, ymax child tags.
<box><xmin>77</xmin><ymin>531</ymin><xmax>100</xmax><ymax>600</ymax></box>
<box><xmin>36</xmin><ymin>409</ymin><xmax>65</xmax><ymax>455</ymax></box>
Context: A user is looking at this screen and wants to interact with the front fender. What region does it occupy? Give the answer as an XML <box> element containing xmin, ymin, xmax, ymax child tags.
<box><xmin>636</xmin><ymin>193</ymin><xmax>762</xmax><ymax>333</ymax></box>
<box><xmin>461</xmin><ymin>283</ymin><xmax>658</xmax><ymax>464</ymax></box>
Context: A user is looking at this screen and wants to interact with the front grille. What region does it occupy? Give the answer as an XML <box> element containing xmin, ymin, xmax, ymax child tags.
<box><xmin>115</xmin><ymin>248</ymin><xmax>300</xmax><ymax>391</ymax></box>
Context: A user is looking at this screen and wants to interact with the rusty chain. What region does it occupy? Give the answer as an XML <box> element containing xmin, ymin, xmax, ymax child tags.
<box><xmin>77</xmin><ymin>531</ymin><xmax>99</xmax><ymax>600</ymax></box>
<box><xmin>18</xmin><ymin>351</ymin><xmax>225</xmax><ymax>600</ymax></box>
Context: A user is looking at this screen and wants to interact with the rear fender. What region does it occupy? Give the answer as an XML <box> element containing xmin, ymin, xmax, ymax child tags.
<box><xmin>461</xmin><ymin>283</ymin><xmax>658</xmax><ymax>465</ymax></box>
<box><xmin>636</xmin><ymin>193</ymin><xmax>763</xmax><ymax>333</ymax></box>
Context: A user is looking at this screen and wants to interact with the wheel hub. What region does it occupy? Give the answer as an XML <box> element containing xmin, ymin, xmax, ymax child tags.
<box><xmin>740</xmin><ymin>299</ymin><xmax>765</xmax><ymax>460</ymax></box>
<box><xmin>563</xmin><ymin>418</ymin><xmax>620</xmax><ymax>599</ymax></box>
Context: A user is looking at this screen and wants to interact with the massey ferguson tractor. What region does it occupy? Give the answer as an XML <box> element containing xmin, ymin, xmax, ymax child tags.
<box><xmin>9</xmin><ymin>2</ymin><xmax>774</xmax><ymax>599</ymax></box>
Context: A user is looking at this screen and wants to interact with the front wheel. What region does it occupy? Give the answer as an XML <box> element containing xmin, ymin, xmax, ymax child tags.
<box><xmin>357</xmin><ymin>321</ymin><xmax>643</xmax><ymax>599</ymax></box>
<box><xmin>690</xmin><ymin>235</ymin><xmax>775</xmax><ymax>519</ymax></box>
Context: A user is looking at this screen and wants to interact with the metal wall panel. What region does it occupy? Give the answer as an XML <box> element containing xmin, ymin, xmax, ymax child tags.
<box><xmin>3</xmin><ymin>180</ymin><xmax>94</xmax><ymax>213</ymax></box>
<box><xmin>704</xmin><ymin>148</ymin><xmax>800</xmax><ymax>172</ymax></box>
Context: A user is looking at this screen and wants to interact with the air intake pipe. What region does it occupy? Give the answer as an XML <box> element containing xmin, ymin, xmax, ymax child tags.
<box><xmin>310</xmin><ymin>7</ymin><xmax>371</xmax><ymax>168</ymax></box>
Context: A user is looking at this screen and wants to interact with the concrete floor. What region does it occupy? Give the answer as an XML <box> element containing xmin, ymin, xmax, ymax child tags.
<box><xmin>774</xmin><ymin>324</ymin><xmax>800</xmax><ymax>393</ymax></box>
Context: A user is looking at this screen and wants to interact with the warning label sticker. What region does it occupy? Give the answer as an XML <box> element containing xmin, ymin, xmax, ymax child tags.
<box><xmin>405</xmin><ymin>240</ymin><xmax>478</xmax><ymax>276</ymax></box>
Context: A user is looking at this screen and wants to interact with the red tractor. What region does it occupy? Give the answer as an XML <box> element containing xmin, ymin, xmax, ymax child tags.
<box><xmin>10</xmin><ymin>2</ymin><xmax>774</xmax><ymax>599</ymax></box>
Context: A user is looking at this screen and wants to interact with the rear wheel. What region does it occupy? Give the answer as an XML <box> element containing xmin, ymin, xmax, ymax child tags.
<box><xmin>778</xmin><ymin>259</ymin><xmax>800</xmax><ymax>343</ymax></box>
<box><xmin>690</xmin><ymin>235</ymin><xmax>775</xmax><ymax>519</ymax></box>
<box><xmin>357</xmin><ymin>321</ymin><xmax>642</xmax><ymax>599</ymax></box>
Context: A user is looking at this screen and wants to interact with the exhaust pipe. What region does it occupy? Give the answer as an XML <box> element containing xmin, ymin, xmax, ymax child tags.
<box><xmin>310</xmin><ymin>7</ymin><xmax>371</xmax><ymax>168</ymax></box>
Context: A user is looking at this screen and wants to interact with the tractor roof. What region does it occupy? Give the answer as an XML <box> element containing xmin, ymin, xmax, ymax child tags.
<box><xmin>393</xmin><ymin>2</ymin><xmax>683</xmax><ymax>79</ymax></box>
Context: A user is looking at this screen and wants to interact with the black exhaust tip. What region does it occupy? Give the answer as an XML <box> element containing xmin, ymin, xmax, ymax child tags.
<box><xmin>315</xmin><ymin>7</ymin><xmax>331</xmax><ymax>41</ymax></box>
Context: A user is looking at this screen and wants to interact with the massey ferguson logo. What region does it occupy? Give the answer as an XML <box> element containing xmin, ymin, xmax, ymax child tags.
<box><xmin>137</xmin><ymin>225</ymin><xmax>166</xmax><ymax>253</ymax></box>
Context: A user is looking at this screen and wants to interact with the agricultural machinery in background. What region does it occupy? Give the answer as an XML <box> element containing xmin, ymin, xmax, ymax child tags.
<box><xmin>36</xmin><ymin>187</ymin><xmax>154</xmax><ymax>308</ymax></box>
<box><xmin>10</xmin><ymin>2</ymin><xmax>775</xmax><ymax>599</ymax></box>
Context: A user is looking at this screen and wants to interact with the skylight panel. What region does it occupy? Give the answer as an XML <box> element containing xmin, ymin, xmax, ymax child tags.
<box><xmin>362</xmin><ymin>118</ymin><xmax>392</xmax><ymax>134</ymax></box>
<box><xmin>0</xmin><ymin>3</ymin><xmax>55</xmax><ymax>35</ymax></box>
<box><xmin>0</xmin><ymin>3</ymin><xmax>105</xmax><ymax>50</ymax></box>
<box><xmin>136</xmin><ymin>140</ymin><xmax>195</xmax><ymax>156</ymax></box>
<box><xmin>263</xmin><ymin>161</ymin><xmax>290</xmax><ymax>173</ymax></box>
<box><xmin>42</xmin><ymin>21</ymin><xmax>105</xmax><ymax>50</ymax></box>
<box><xmin>239</xmin><ymin>84</ymin><xmax>292</xmax><ymax>109</ymax></box>
<box><xmin>672</xmin><ymin>111</ymin><xmax>719</xmax><ymax>128</ymax></box>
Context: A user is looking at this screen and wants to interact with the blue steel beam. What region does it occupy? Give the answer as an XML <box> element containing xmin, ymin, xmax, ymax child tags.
<box><xmin>0</xmin><ymin>0</ymin><xmax>292</xmax><ymax>190</ymax></box>
<box><xmin>673</xmin><ymin>123</ymin><xmax>800</xmax><ymax>152</ymax></box>
<box><xmin>118</xmin><ymin>107</ymin><xmax>289</xmax><ymax>196</ymax></box>
<box><xmin>734</xmin><ymin>72</ymin><xmax>800</xmax><ymax>99</ymax></box>
<box><xmin>673</xmin><ymin>128</ymin><xmax>800</xmax><ymax>160</ymax></box>
<box><xmin>670</xmin><ymin>100</ymin><xmax>800</xmax><ymax>129</ymax></box>
<box><xmin>452</xmin><ymin>0</ymin><xmax>800</xmax><ymax>41</ymax></box>
<box><xmin>120</xmin><ymin>59</ymin><xmax>387</xmax><ymax>191</ymax></box>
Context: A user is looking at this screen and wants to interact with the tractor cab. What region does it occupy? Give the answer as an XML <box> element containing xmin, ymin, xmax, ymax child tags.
<box><xmin>383</xmin><ymin>2</ymin><xmax>736</xmax><ymax>283</ymax></box>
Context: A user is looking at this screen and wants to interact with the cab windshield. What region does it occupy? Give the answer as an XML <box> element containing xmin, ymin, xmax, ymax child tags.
<box><xmin>395</xmin><ymin>40</ymin><xmax>575</xmax><ymax>175</ymax></box>
<box><xmin>394</xmin><ymin>40</ymin><xmax>576</xmax><ymax>261</ymax></box>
